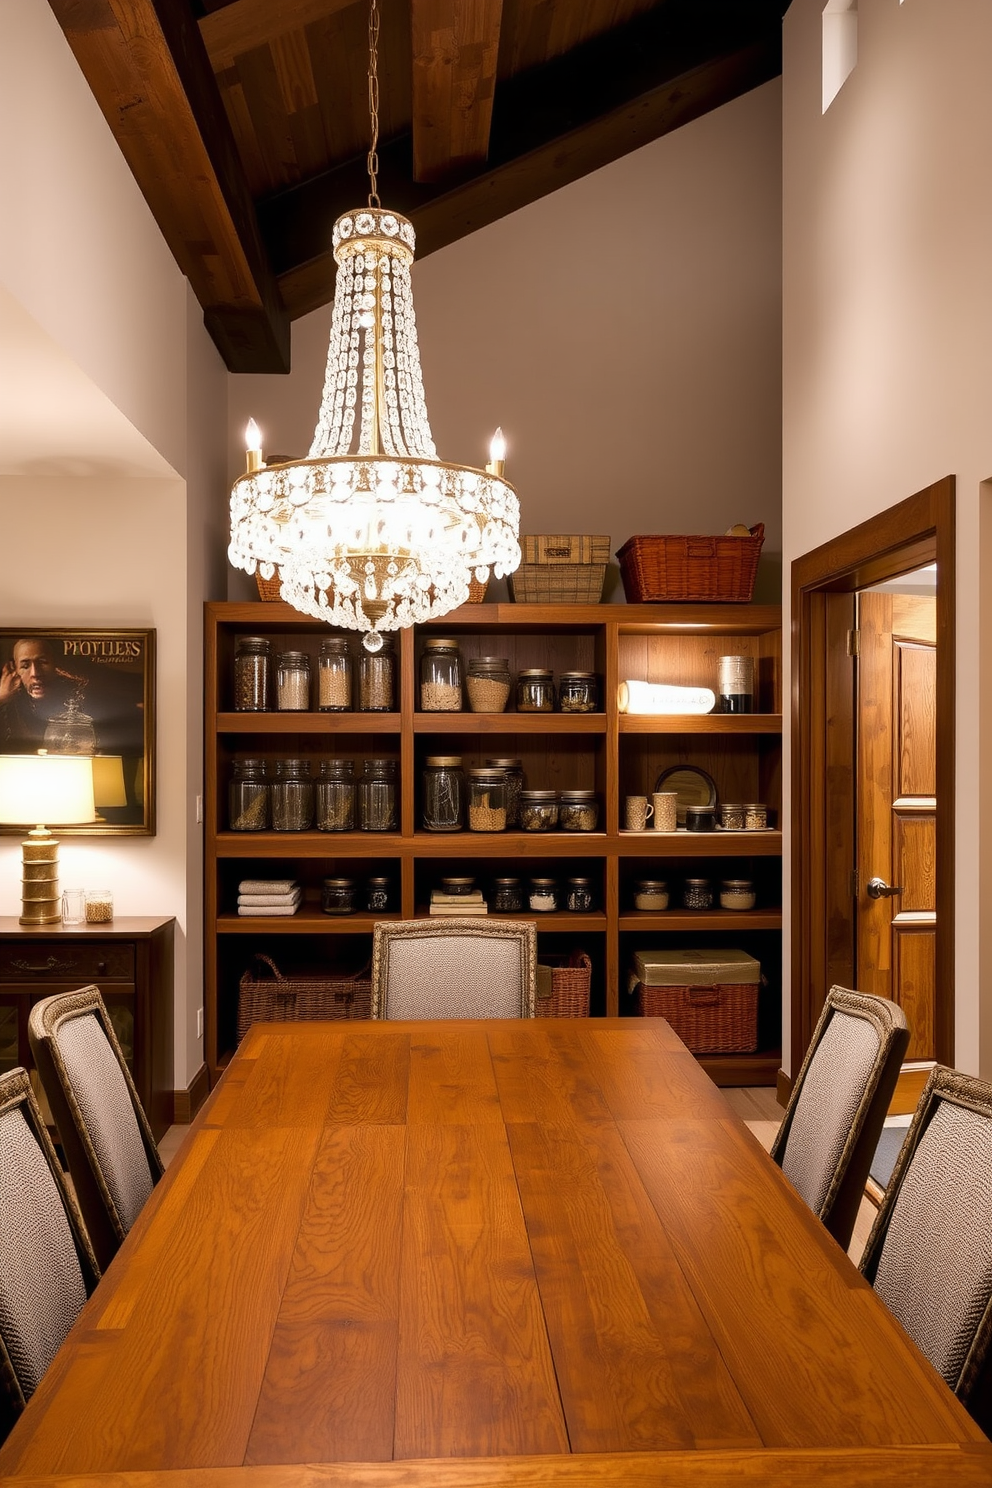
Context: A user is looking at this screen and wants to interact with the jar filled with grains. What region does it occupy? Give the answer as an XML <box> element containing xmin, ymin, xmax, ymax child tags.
<box><xmin>519</xmin><ymin>789</ymin><xmax>558</xmax><ymax>831</ymax></box>
<box><xmin>234</xmin><ymin>636</ymin><xmax>271</xmax><ymax>711</ymax></box>
<box><xmin>358</xmin><ymin>757</ymin><xmax>398</xmax><ymax>831</ymax></box>
<box><xmin>358</xmin><ymin>637</ymin><xmax>396</xmax><ymax>711</ymax></box>
<box><xmin>367</xmin><ymin>876</ymin><xmax>391</xmax><ymax>911</ymax></box>
<box><xmin>484</xmin><ymin>758</ymin><xmax>524</xmax><ymax>827</ymax></box>
<box><xmin>558</xmin><ymin>790</ymin><xmax>599</xmax><ymax>832</ymax></box>
<box><xmin>315</xmin><ymin>758</ymin><xmax>356</xmax><ymax>832</ymax></box>
<box><xmin>492</xmin><ymin>877</ymin><xmax>524</xmax><ymax>912</ymax></box>
<box><xmin>744</xmin><ymin>803</ymin><xmax>768</xmax><ymax>830</ymax></box>
<box><xmin>276</xmin><ymin>651</ymin><xmax>311</xmax><ymax>711</ymax></box>
<box><xmin>718</xmin><ymin>803</ymin><xmax>747</xmax><ymax>831</ymax></box>
<box><xmin>422</xmin><ymin>756</ymin><xmax>465</xmax><ymax>832</ymax></box>
<box><xmin>468</xmin><ymin>768</ymin><xmax>507</xmax><ymax>832</ymax></box>
<box><xmin>516</xmin><ymin>668</ymin><xmax>555</xmax><ymax>712</ymax></box>
<box><xmin>634</xmin><ymin>879</ymin><xmax>669</xmax><ymax>911</ymax></box>
<box><xmin>271</xmin><ymin>757</ymin><xmax>314</xmax><ymax>831</ymax></box>
<box><xmin>682</xmin><ymin>877</ymin><xmax>714</xmax><ymax>910</ymax></box>
<box><xmin>420</xmin><ymin>638</ymin><xmax>463</xmax><ymax>711</ymax></box>
<box><xmin>558</xmin><ymin>672</ymin><xmax>598</xmax><ymax>713</ymax></box>
<box><xmin>720</xmin><ymin>878</ymin><xmax>757</xmax><ymax>911</ymax></box>
<box><xmin>529</xmin><ymin>877</ymin><xmax>558</xmax><ymax>912</ymax></box>
<box><xmin>566</xmin><ymin>877</ymin><xmax>594</xmax><ymax>912</ymax></box>
<box><xmin>84</xmin><ymin>890</ymin><xmax>113</xmax><ymax>924</ymax></box>
<box><xmin>321</xmin><ymin>878</ymin><xmax>356</xmax><ymax>915</ymax></box>
<box><xmin>318</xmin><ymin>636</ymin><xmax>352</xmax><ymax>711</ymax></box>
<box><xmin>466</xmin><ymin>657</ymin><xmax>511</xmax><ymax>713</ymax></box>
<box><xmin>229</xmin><ymin>757</ymin><xmax>269</xmax><ymax>831</ymax></box>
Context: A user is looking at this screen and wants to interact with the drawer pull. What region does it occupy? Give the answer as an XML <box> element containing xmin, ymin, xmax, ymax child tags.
<box><xmin>11</xmin><ymin>956</ymin><xmax>78</xmax><ymax>974</ymax></box>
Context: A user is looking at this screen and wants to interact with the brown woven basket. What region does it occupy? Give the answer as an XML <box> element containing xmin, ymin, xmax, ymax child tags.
<box><xmin>638</xmin><ymin>981</ymin><xmax>758</xmax><ymax>1052</ymax></box>
<box><xmin>616</xmin><ymin>524</ymin><xmax>764</xmax><ymax>604</ymax></box>
<box><xmin>536</xmin><ymin>951</ymin><xmax>592</xmax><ymax>1018</ymax></box>
<box><xmin>509</xmin><ymin>565</ymin><xmax>606</xmax><ymax>604</ymax></box>
<box><xmin>238</xmin><ymin>953</ymin><xmax>371</xmax><ymax>1042</ymax></box>
<box><xmin>256</xmin><ymin>572</ymin><xmax>488</xmax><ymax>603</ymax></box>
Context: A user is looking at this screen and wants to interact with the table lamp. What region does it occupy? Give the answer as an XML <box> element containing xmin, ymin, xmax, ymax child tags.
<box><xmin>0</xmin><ymin>752</ymin><xmax>96</xmax><ymax>924</ymax></box>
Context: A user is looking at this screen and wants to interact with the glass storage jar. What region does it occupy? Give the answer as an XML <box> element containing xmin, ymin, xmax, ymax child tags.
<box><xmin>315</xmin><ymin>758</ymin><xmax>356</xmax><ymax>832</ymax></box>
<box><xmin>682</xmin><ymin>877</ymin><xmax>714</xmax><ymax>910</ymax></box>
<box><xmin>422</xmin><ymin>756</ymin><xmax>465</xmax><ymax>832</ymax></box>
<box><xmin>358</xmin><ymin>757</ymin><xmax>397</xmax><ymax>831</ymax></box>
<box><xmin>321</xmin><ymin>877</ymin><xmax>356</xmax><ymax>915</ymax></box>
<box><xmin>468</xmin><ymin>768</ymin><xmax>507</xmax><ymax>831</ymax></box>
<box><xmin>558</xmin><ymin>790</ymin><xmax>599</xmax><ymax>832</ymax></box>
<box><xmin>519</xmin><ymin>789</ymin><xmax>558</xmax><ymax>831</ymax></box>
<box><xmin>465</xmin><ymin>657</ymin><xmax>511</xmax><ymax>713</ymax></box>
<box><xmin>359</xmin><ymin>636</ymin><xmax>395</xmax><ymax>711</ymax></box>
<box><xmin>516</xmin><ymin>668</ymin><xmax>555</xmax><ymax>712</ymax></box>
<box><xmin>442</xmin><ymin>876</ymin><xmax>476</xmax><ymax>896</ymax></box>
<box><xmin>276</xmin><ymin>650</ymin><xmax>310</xmax><ymax>711</ymax></box>
<box><xmin>634</xmin><ymin>879</ymin><xmax>669</xmax><ymax>911</ymax></box>
<box><xmin>720</xmin><ymin>878</ymin><xmax>756</xmax><ymax>911</ymax></box>
<box><xmin>484</xmin><ymin>758</ymin><xmax>524</xmax><ymax>827</ymax></box>
<box><xmin>271</xmin><ymin>757</ymin><xmax>314</xmax><ymax>830</ymax></box>
<box><xmin>529</xmin><ymin>877</ymin><xmax>558</xmax><ymax>912</ymax></box>
<box><xmin>420</xmin><ymin>638</ymin><xmax>463</xmax><ymax>711</ymax></box>
<box><xmin>718</xmin><ymin>802</ymin><xmax>747</xmax><ymax>831</ymax></box>
<box><xmin>492</xmin><ymin>877</ymin><xmax>524</xmax><ymax>912</ymax></box>
<box><xmin>318</xmin><ymin>636</ymin><xmax>352</xmax><ymax>711</ymax></box>
<box><xmin>566</xmin><ymin>877</ymin><xmax>594</xmax><ymax>912</ymax></box>
<box><xmin>558</xmin><ymin>672</ymin><xmax>598</xmax><ymax>713</ymax></box>
<box><xmin>234</xmin><ymin>636</ymin><xmax>270</xmax><ymax>711</ymax></box>
<box><xmin>367</xmin><ymin>875</ymin><xmax>391</xmax><ymax>911</ymax></box>
<box><xmin>745</xmin><ymin>803</ymin><xmax>768</xmax><ymax>830</ymax></box>
<box><xmin>684</xmin><ymin>805</ymin><xmax>717</xmax><ymax>832</ymax></box>
<box><xmin>229</xmin><ymin>757</ymin><xmax>269</xmax><ymax>831</ymax></box>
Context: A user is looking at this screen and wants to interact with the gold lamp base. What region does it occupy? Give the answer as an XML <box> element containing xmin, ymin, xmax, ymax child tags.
<box><xmin>20</xmin><ymin>826</ymin><xmax>61</xmax><ymax>926</ymax></box>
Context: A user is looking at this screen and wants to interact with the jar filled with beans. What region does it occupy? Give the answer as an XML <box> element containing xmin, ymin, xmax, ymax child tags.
<box><xmin>420</xmin><ymin>638</ymin><xmax>463</xmax><ymax>711</ymax></box>
<box><xmin>466</xmin><ymin>656</ymin><xmax>511</xmax><ymax>713</ymax></box>
<box><xmin>558</xmin><ymin>672</ymin><xmax>598</xmax><ymax>713</ymax></box>
<box><xmin>467</xmin><ymin>768</ymin><xmax>507</xmax><ymax>832</ymax></box>
<box><xmin>276</xmin><ymin>651</ymin><xmax>311</xmax><ymax>711</ymax></box>
<box><xmin>516</xmin><ymin>668</ymin><xmax>555</xmax><ymax>712</ymax></box>
<box><xmin>519</xmin><ymin>789</ymin><xmax>558</xmax><ymax>831</ymax></box>
<box><xmin>233</xmin><ymin>636</ymin><xmax>270</xmax><ymax>711</ymax></box>
<box><xmin>558</xmin><ymin>790</ymin><xmax>599</xmax><ymax>831</ymax></box>
<box><xmin>318</xmin><ymin>636</ymin><xmax>352</xmax><ymax>711</ymax></box>
<box><xmin>359</xmin><ymin>637</ymin><xmax>396</xmax><ymax>711</ymax></box>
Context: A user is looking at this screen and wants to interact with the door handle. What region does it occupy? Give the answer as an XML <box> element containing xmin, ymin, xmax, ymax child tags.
<box><xmin>867</xmin><ymin>876</ymin><xmax>903</xmax><ymax>900</ymax></box>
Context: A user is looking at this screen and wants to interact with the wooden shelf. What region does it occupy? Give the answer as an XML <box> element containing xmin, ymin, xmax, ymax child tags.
<box><xmin>413</xmin><ymin>712</ymin><xmax>606</xmax><ymax>734</ymax></box>
<box><xmin>217</xmin><ymin>911</ymin><xmax>403</xmax><ymax>934</ymax></box>
<box><xmin>619</xmin><ymin>713</ymin><xmax>781</xmax><ymax>734</ymax></box>
<box><xmin>617</xmin><ymin>831</ymin><xmax>782</xmax><ymax>857</ymax></box>
<box><xmin>618</xmin><ymin>910</ymin><xmax>782</xmax><ymax>931</ymax></box>
<box><xmin>218</xmin><ymin>712</ymin><xmax>401</xmax><ymax>733</ymax></box>
<box><xmin>215</xmin><ymin>831</ymin><xmax>407</xmax><ymax>857</ymax></box>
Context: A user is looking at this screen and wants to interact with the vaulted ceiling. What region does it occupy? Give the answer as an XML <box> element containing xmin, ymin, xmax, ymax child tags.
<box><xmin>49</xmin><ymin>0</ymin><xmax>789</xmax><ymax>373</ymax></box>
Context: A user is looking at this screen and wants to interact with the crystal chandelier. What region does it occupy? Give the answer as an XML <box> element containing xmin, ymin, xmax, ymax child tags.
<box><xmin>228</xmin><ymin>0</ymin><xmax>520</xmax><ymax>651</ymax></box>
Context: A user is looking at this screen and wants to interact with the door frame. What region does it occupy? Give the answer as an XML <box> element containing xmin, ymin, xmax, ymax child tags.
<box><xmin>790</xmin><ymin>477</ymin><xmax>956</xmax><ymax>1083</ymax></box>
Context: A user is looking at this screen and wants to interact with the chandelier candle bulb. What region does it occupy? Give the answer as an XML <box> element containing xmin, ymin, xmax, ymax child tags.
<box><xmin>487</xmin><ymin>427</ymin><xmax>506</xmax><ymax>478</ymax></box>
<box><xmin>245</xmin><ymin>418</ymin><xmax>264</xmax><ymax>475</ymax></box>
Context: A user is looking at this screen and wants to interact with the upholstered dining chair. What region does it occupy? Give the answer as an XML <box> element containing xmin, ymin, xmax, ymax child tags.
<box><xmin>371</xmin><ymin>918</ymin><xmax>537</xmax><ymax>1019</ymax></box>
<box><xmin>859</xmin><ymin>1066</ymin><xmax>992</xmax><ymax>1431</ymax></box>
<box><xmin>28</xmin><ymin>985</ymin><xmax>164</xmax><ymax>1272</ymax></box>
<box><xmin>0</xmin><ymin>1067</ymin><xmax>99</xmax><ymax>1438</ymax></box>
<box><xmin>770</xmin><ymin>986</ymin><xmax>909</xmax><ymax>1250</ymax></box>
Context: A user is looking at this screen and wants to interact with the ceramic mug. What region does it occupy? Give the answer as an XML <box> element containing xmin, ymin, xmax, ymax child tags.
<box><xmin>625</xmin><ymin>795</ymin><xmax>653</xmax><ymax>831</ymax></box>
<box><xmin>651</xmin><ymin>791</ymin><xmax>678</xmax><ymax>832</ymax></box>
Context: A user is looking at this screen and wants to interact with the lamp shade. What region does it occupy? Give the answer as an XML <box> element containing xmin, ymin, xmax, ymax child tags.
<box><xmin>0</xmin><ymin>753</ymin><xmax>96</xmax><ymax>826</ymax></box>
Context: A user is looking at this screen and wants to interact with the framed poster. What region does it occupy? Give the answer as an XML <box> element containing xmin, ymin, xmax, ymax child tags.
<box><xmin>0</xmin><ymin>629</ymin><xmax>155</xmax><ymax>835</ymax></box>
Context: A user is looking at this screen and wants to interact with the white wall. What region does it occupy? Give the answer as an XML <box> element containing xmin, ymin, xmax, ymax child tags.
<box><xmin>782</xmin><ymin>0</ymin><xmax>992</xmax><ymax>1073</ymax></box>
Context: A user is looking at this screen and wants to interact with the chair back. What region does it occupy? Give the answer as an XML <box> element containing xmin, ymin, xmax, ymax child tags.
<box><xmin>0</xmin><ymin>1068</ymin><xmax>98</xmax><ymax>1436</ymax></box>
<box><xmin>29</xmin><ymin>986</ymin><xmax>164</xmax><ymax>1271</ymax></box>
<box><xmin>770</xmin><ymin>986</ymin><xmax>909</xmax><ymax>1249</ymax></box>
<box><xmin>860</xmin><ymin>1066</ymin><xmax>992</xmax><ymax>1430</ymax></box>
<box><xmin>371</xmin><ymin>919</ymin><xmax>537</xmax><ymax>1019</ymax></box>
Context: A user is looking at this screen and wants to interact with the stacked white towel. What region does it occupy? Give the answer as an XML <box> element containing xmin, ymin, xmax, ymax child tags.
<box><xmin>237</xmin><ymin>879</ymin><xmax>302</xmax><ymax>916</ymax></box>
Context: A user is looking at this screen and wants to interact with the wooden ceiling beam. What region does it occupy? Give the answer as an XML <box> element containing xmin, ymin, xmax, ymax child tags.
<box><xmin>411</xmin><ymin>0</ymin><xmax>504</xmax><ymax>184</ymax></box>
<box><xmin>198</xmin><ymin>0</ymin><xmax>358</xmax><ymax>74</ymax></box>
<box><xmin>47</xmin><ymin>0</ymin><xmax>290</xmax><ymax>372</ymax></box>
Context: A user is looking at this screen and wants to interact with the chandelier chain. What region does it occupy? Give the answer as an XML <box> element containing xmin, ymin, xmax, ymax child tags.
<box><xmin>367</xmin><ymin>0</ymin><xmax>381</xmax><ymax>208</ymax></box>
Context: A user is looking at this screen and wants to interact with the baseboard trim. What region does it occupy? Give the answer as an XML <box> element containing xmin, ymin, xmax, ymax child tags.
<box><xmin>173</xmin><ymin>1062</ymin><xmax>210</xmax><ymax>1125</ymax></box>
<box><xmin>776</xmin><ymin>1068</ymin><xmax>792</xmax><ymax>1108</ymax></box>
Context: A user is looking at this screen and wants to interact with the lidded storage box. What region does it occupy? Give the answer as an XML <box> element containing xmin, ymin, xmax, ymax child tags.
<box><xmin>509</xmin><ymin>534</ymin><xmax>610</xmax><ymax>604</ymax></box>
<box><xmin>631</xmin><ymin>948</ymin><xmax>760</xmax><ymax>1053</ymax></box>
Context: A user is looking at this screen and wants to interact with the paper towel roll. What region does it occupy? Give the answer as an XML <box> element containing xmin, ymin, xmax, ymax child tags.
<box><xmin>617</xmin><ymin>680</ymin><xmax>716</xmax><ymax>715</ymax></box>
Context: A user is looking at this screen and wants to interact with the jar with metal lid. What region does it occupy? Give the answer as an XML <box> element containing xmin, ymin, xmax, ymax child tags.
<box><xmin>684</xmin><ymin>805</ymin><xmax>717</xmax><ymax>832</ymax></box>
<box><xmin>717</xmin><ymin>654</ymin><xmax>754</xmax><ymax>714</ymax></box>
<box><xmin>744</xmin><ymin>803</ymin><xmax>768</xmax><ymax>830</ymax></box>
<box><xmin>442</xmin><ymin>876</ymin><xmax>476</xmax><ymax>896</ymax></box>
<box><xmin>229</xmin><ymin>757</ymin><xmax>269</xmax><ymax>831</ymax></box>
<box><xmin>718</xmin><ymin>802</ymin><xmax>747</xmax><ymax>831</ymax></box>
<box><xmin>558</xmin><ymin>672</ymin><xmax>598</xmax><ymax>713</ymax></box>
<box><xmin>720</xmin><ymin>878</ymin><xmax>756</xmax><ymax>911</ymax></box>
<box><xmin>358</xmin><ymin>757</ymin><xmax>397</xmax><ymax>831</ymax></box>
<box><xmin>420</xmin><ymin>638</ymin><xmax>462</xmax><ymax>711</ymax></box>
<box><xmin>359</xmin><ymin>636</ymin><xmax>395</xmax><ymax>711</ymax></box>
<box><xmin>422</xmin><ymin>756</ymin><xmax>465</xmax><ymax>832</ymax></box>
<box><xmin>318</xmin><ymin>636</ymin><xmax>352</xmax><ymax>711</ymax></box>
<box><xmin>634</xmin><ymin>879</ymin><xmax>669</xmax><ymax>911</ymax></box>
<box><xmin>315</xmin><ymin>758</ymin><xmax>356</xmax><ymax>831</ymax></box>
<box><xmin>322</xmin><ymin>877</ymin><xmax>356</xmax><ymax>915</ymax></box>
<box><xmin>529</xmin><ymin>877</ymin><xmax>558</xmax><ymax>912</ymax></box>
<box><xmin>492</xmin><ymin>877</ymin><xmax>523</xmax><ymax>913</ymax></box>
<box><xmin>468</xmin><ymin>768</ymin><xmax>507</xmax><ymax>831</ymax></box>
<box><xmin>682</xmin><ymin>877</ymin><xmax>714</xmax><ymax>910</ymax></box>
<box><xmin>465</xmin><ymin>656</ymin><xmax>510</xmax><ymax>713</ymax></box>
<box><xmin>558</xmin><ymin>790</ymin><xmax>599</xmax><ymax>832</ymax></box>
<box><xmin>367</xmin><ymin>875</ymin><xmax>391</xmax><ymax>911</ymax></box>
<box><xmin>234</xmin><ymin>636</ymin><xmax>270</xmax><ymax>711</ymax></box>
<box><xmin>484</xmin><ymin>758</ymin><xmax>524</xmax><ymax>826</ymax></box>
<box><xmin>566</xmin><ymin>877</ymin><xmax>594</xmax><ymax>912</ymax></box>
<box><xmin>519</xmin><ymin>789</ymin><xmax>558</xmax><ymax>831</ymax></box>
<box><xmin>276</xmin><ymin>650</ymin><xmax>311</xmax><ymax>711</ymax></box>
<box><xmin>516</xmin><ymin>668</ymin><xmax>555</xmax><ymax>712</ymax></box>
<box><xmin>270</xmin><ymin>757</ymin><xmax>314</xmax><ymax>830</ymax></box>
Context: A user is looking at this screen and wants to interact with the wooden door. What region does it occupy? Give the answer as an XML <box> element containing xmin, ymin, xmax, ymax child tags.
<box><xmin>856</xmin><ymin>591</ymin><xmax>936</xmax><ymax>1059</ymax></box>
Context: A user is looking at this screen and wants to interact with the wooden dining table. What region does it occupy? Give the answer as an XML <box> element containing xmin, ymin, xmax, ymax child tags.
<box><xmin>2</xmin><ymin>1018</ymin><xmax>990</xmax><ymax>1488</ymax></box>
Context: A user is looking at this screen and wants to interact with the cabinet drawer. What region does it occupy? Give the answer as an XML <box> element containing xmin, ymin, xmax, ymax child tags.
<box><xmin>0</xmin><ymin>943</ymin><xmax>135</xmax><ymax>982</ymax></box>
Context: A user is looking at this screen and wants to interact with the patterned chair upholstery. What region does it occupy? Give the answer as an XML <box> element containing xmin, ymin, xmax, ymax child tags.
<box><xmin>28</xmin><ymin>986</ymin><xmax>164</xmax><ymax>1272</ymax></box>
<box><xmin>371</xmin><ymin>919</ymin><xmax>537</xmax><ymax>1019</ymax></box>
<box><xmin>0</xmin><ymin>1067</ymin><xmax>99</xmax><ymax>1438</ymax></box>
<box><xmin>770</xmin><ymin>986</ymin><xmax>909</xmax><ymax>1250</ymax></box>
<box><xmin>860</xmin><ymin>1066</ymin><xmax>992</xmax><ymax>1431</ymax></box>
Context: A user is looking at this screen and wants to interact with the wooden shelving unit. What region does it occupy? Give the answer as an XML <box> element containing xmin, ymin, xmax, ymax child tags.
<box><xmin>205</xmin><ymin>601</ymin><xmax>782</xmax><ymax>1086</ymax></box>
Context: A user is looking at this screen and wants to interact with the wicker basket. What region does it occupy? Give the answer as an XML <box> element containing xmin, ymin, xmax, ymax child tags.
<box><xmin>238</xmin><ymin>953</ymin><xmax>371</xmax><ymax>1042</ymax></box>
<box><xmin>616</xmin><ymin>524</ymin><xmax>764</xmax><ymax>604</ymax></box>
<box><xmin>536</xmin><ymin>951</ymin><xmax>592</xmax><ymax>1018</ymax></box>
<box><xmin>256</xmin><ymin>572</ymin><xmax>488</xmax><ymax>603</ymax></box>
<box><xmin>509</xmin><ymin>565</ymin><xmax>607</xmax><ymax>604</ymax></box>
<box><xmin>637</xmin><ymin>981</ymin><xmax>758</xmax><ymax>1053</ymax></box>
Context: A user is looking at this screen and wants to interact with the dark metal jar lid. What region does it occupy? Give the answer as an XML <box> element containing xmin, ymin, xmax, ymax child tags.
<box><xmin>367</xmin><ymin>876</ymin><xmax>390</xmax><ymax>886</ymax></box>
<box><xmin>318</xmin><ymin>757</ymin><xmax>354</xmax><ymax>774</ymax></box>
<box><xmin>721</xmin><ymin>878</ymin><xmax>755</xmax><ymax>888</ymax></box>
<box><xmin>424</xmin><ymin>637</ymin><xmax>460</xmax><ymax>649</ymax></box>
<box><xmin>276</xmin><ymin>650</ymin><xmax>309</xmax><ymax>663</ymax></box>
<box><xmin>567</xmin><ymin>876</ymin><xmax>593</xmax><ymax>886</ymax></box>
<box><xmin>684</xmin><ymin>877</ymin><xmax>711</xmax><ymax>886</ymax></box>
<box><xmin>636</xmin><ymin>878</ymin><xmax>668</xmax><ymax>889</ymax></box>
<box><xmin>323</xmin><ymin>877</ymin><xmax>355</xmax><ymax>886</ymax></box>
<box><xmin>530</xmin><ymin>877</ymin><xmax>556</xmax><ymax>887</ymax></box>
<box><xmin>485</xmin><ymin>757</ymin><xmax>522</xmax><ymax>768</ymax></box>
<box><xmin>493</xmin><ymin>876</ymin><xmax>521</xmax><ymax>886</ymax></box>
<box><xmin>518</xmin><ymin>668</ymin><xmax>553</xmax><ymax>677</ymax></box>
<box><xmin>469</xmin><ymin>767</ymin><xmax>506</xmax><ymax>780</ymax></box>
<box><xmin>236</xmin><ymin>636</ymin><xmax>270</xmax><ymax>650</ymax></box>
<box><xmin>520</xmin><ymin>789</ymin><xmax>557</xmax><ymax>800</ymax></box>
<box><xmin>470</xmin><ymin>656</ymin><xmax>509</xmax><ymax>667</ymax></box>
<box><xmin>424</xmin><ymin>755</ymin><xmax>463</xmax><ymax>767</ymax></box>
<box><xmin>559</xmin><ymin>671</ymin><xmax>597</xmax><ymax>680</ymax></box>
<box><xmin>559</xmin><ymin>789</ymin><xmax>596</xmax><ymax>801</ymax></box>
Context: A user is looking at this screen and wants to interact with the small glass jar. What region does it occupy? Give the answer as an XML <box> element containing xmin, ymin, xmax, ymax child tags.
<box><xmin>558</xmin><ymin>672</ymin><xmax>598</xmax><ymax>714</ymax></box>
<box><xmin>745</xmin><ymin>802</ymin><xmax>768</xmax><ymax>830</ymax></box>
<box><xmin>322</xmin><ymin>877</ymin><xmax>356</xmax><ymax>915</ymax></box>
<box><xmin>315</xmin><ymin>758</ymin><xmax>356</xmax><ymax>832</ymax></box>
<box><xmin>492</xmin><ymin>877</ymin><xmax>524</xmax><ymax>912</ymax></box>
<box><xmin>234</xmin><ymin>636</ymin><xmax>270</xmax><ymax>711</ymax></box>
<box><xmin>634</xmin><ymin>879</ymin><xmax>669</xmax><ymax>911</ymax></box>
<box><xmin>367</xmin><ymin>875</ymin><xmax>391</xmax><ymax>911</ymax></box>
<box><xmin>566</xmin><ymin>877</ymin><xmax>594</xmax><ymax>912</ymax></box>
<box><xmin>529</xmin><ymin>877</ymin><xmax>558</xmax><ymax>912</ymax></box>
<box><xmin>558</xmin><ymin>790</ymin><xmax>599</xmax><ymax>832</ymax></box>
<box><xmin>684</xmin><ymin>805</ymin><xmax>717</xmax><ymax>832</ymax></box>
<box><xmin>442</xmin><ymin>876</ymin><xmax>476</xmax><ymax>896</ymax></box>
<box><xmin>318</xmin><ymin>636</ymin><xmax>352</xmax><ymax>711</ymax></box>
<box><xmin>422</xmin><ymin>756</ymin><xmax>465</xmax><ymax>832</ymax></box>
<box><xmin>84</xmin><ymin>889</ymin><xmax>113</xmax><ymax>924</ymax></box>
<box><xmin>420</xmin><ymin>638</ymin><xmax>463</xmax><ymax>711</ymax></box>
<box><xmin>276</xmin><ymin>650</ymin><xmax>311</xmax><ymax>711</ymax></box>
<box><xmin>468</xmin><ymin>768</ymin><xmax>507</xmax><ymax>832</ymax></box>
<box><xmin>229</xmin><ymin>757</ymin><xmax>269</xmax><ymax>831</ymax></box>
<box><xmin>358</xmin><ymin>757</ymin><xmax>397</xmax><ymax>831</ymax></box>
<box><xmin>683</xmin><ymin>877</ymin><xmax>714</xmax><ymax>910</ymax></box>
<box><xmin>484</xmin><ymin>758</ymin><xmax>524</xmax><ymax>827</ymax></box>
<box><xmin>359</xmin><ymin>636</ymin><xmax>396</xmax><ymax>711</ymax></box>
<box><xmin>718</xmin><ymin>802</ymin><xmax>747</xmax><ymax>831</ymax></box>
<box><xmin>720</xmin><ymin>878</ymin><xmax>757</xmax><ymax>911</ymax></box>
<box><xmin>519</xmin><ymin>789</ymin><xmax>558</xmax><ymax>831</ymax></box>
<box><xmin>516</xmin><ymin>668</ymin><xmax>555</xmax><ymax>712</ymax></box>
<box><xmin>717</xmin><ymin>654</ymin><xmax>754</xmax><ymax>714</ymax></box>
<box><xmin>465</xmin><ymin>657</ymin><xmax>511</xmax><ymax>713</ymax></box>
<box><xmin>271</xmin><ymin>757</ymin><xmax>314</xmax><ymax>831</ymax></box>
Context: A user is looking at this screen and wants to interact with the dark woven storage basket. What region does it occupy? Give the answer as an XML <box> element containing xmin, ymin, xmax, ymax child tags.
<box><xmin>238</xmin><ymin>953</ymin><xmax>371</xmax><ymax>1041</ymax></box>
<box><xmin>617</xmin><ymin>524</ymin><xmax>764</xmax><ymax>604</ymax></box>
<box><xmin>536</xmin><ymin>951</ymin><xmax>592</xmax><ymax>1018</ymax></box>
<box><xmin>638</xmin><ymin>981</ymin><xmax>758</xmax><ymax>1053</ymax></box>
